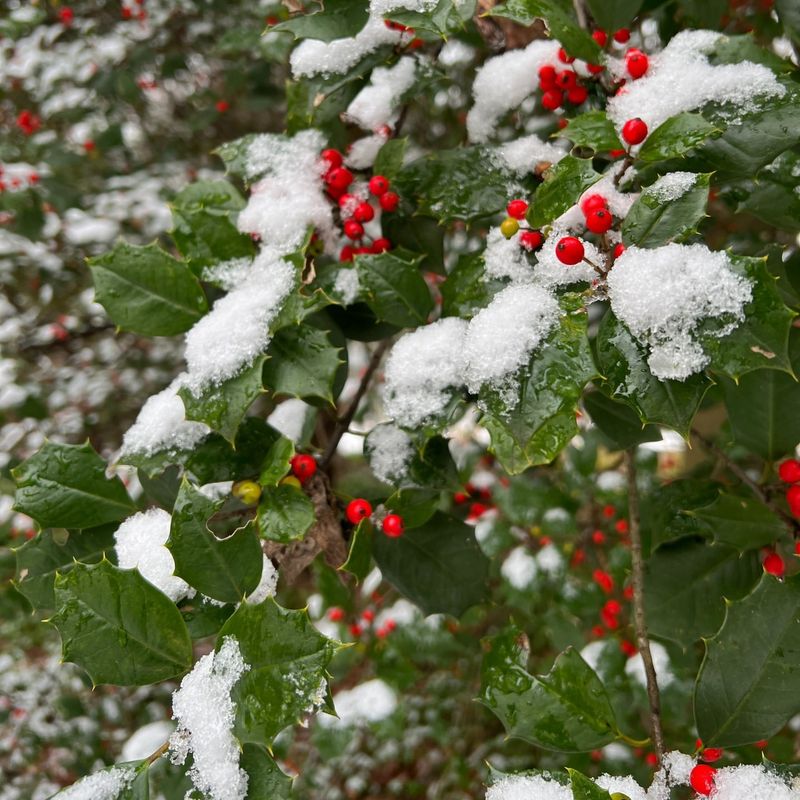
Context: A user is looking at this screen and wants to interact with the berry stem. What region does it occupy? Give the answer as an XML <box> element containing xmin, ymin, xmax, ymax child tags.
<box><xmin>624</xmin><ymin>448</ymin><xmax>666</xmax><ymax>763</ymax></box>
<box><xmin>145</xmin><ymin>740</ymin><xmax>170</xmax><ymax>765</ymax></box>
<box><xmin>613</xmin><ymin>154</ymin><xmax>635</xmax><ymax>188</ymax></box>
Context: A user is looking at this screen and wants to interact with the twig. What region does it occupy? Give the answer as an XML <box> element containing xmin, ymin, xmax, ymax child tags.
<box><xmin>572</xmin><ymin>0</ymin><xmax>588</xmax><ymax>29</ymax></box>
<box><xmin>624</xmin><ymin>448</ymin><xmax>666</xmax><ymax>762</ymax></box>
<box><xmin>691</xmin><ymin>428</ymin><xmax>800</xmax><ymax>536</ymax></box>
<box><xmin>145</xmin><ymin>740</ymin><xmax>170</xmax><ymax>765</ymax></box>
<box><xmin>319</xmin><ymin>339</ymin><xmax>391</xmax><ymax>469</ymax></box>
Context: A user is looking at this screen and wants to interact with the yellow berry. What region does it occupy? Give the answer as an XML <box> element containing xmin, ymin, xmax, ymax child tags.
<box><xmin>280</xmin><ymin>475</ymin><xmax>302</xmax><ymax>489</ymax></box>
<box><xmin>232</xmin><ymin>480</ymin><xmax>261</xmax><ymax>505</ymax></box>
<box><xmin>500</xmin><ymin>217</ymin><xmax>520</xmax><ymax>238</ymax></box>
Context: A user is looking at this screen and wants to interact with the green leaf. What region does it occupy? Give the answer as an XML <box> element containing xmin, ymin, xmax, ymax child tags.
<box><xmin>584</xmin><ymin>0</ymin><xmax>643</xmax><ymax>31</ymax></box>
<box><xmin>645</xmin><ymin>539</ymin><xmax>761</xmax><ymax>646</ymax></box>
<box><xmin>776</xmin><ymin>0</ymin><xmax>800</xmax><ymax>43</ymax></box>
<box><xmin>692</xmin><ymin>494</ymin><xmax>787</xmax><ymax>551</ymax></box>
<box><xmin>51</xmin><ymin>560</ymin><xmax>193</xmax><ymax>685</ymax></box>
<box><xmin>583</xmin><ymin>391</ymin><xmax>661</xmax><ymax>450</ymax></box>
<box><xmin>441</xmin><ymin>251</ymin><xmax>503</xmax><ymax>319</ymax></box>
<box><xmin>621</xmin><ymin>172</ymin><xmax>710</xmax><ymax>248</ymax></box>
<box><xmin>529</xmin><ymin>157</ymin><xmax>601</xmax><ymax>227</ymax></box>
<box><xmin>643</xmin><ymin>480</ymin><xmax>721</xmax><ymax>550</ymax></box>
<box><xmin>89</xmin><ymin>242</ymin><xmax>208</xmax><ymax>336</ymax></box>
<box><xmin>214</xmin><ymin>133</ymin><xmax>260</xmax><ymax>180</ymax></box>
<box><xmin>373</xmin><ymin>137</ymin><xmax>408</xmax><ymax>180</ymax></box>
<box><xmin>273</xmin><ymin>0</ymin><xmax>369</xmax><ymax>42</ymax></box>
<box><xmin>179</xmin><ymin>356</ymin><xmax>266</xmax><ymax>443</ymax></box>
<box><xmin>739</xmin><ymin>150</ymin><xmax>800</xmax><ymax>232</ymax></box>
<box><xmin>596</xmin><ymin>312</ymin><xmax>712</xmax><ymax>436</ymax></box>
<box><xmin>259</xmin><ymin>436</ymin><xmax>295</xmax><ymax>487</ymax></box>
<box><xmin>219</xmin><ymin>599</ymin><xmax>339</xmax><ymax>743</ymax></box>
<box><xmin>385</xmin><ymin>488</ymin><xmax>440</xmax><ymax>529</ymax></box>
<box><xmin>383</xmin><ymin>214</ymin><xmax>445</xmax><ymax>274</ymax></box>
<box><xmin>373</xmin><ymin>511</ymin><xmax>488</xmax><ymax>617</ymax></box>
<box><xmin>168</xmin><ymin>481</ymin><xmax>263</xmax><ymax>603</ymax></box>
<box><xmin>489</xmin><ymin>1</ymin><xmax>601</xmax><ymax>63</ymax></box>
<box><xmin>638</xmin><ymin>113</ymin><xmax>721</xmax><ymax>162</ymax></box>
<box><xmin>241</xmin><ymin>744</ymin><xmax>294</xmax><ymax>800</ymax></box>
<box><xmin>13</xmin><ymin>441</ymin><xmax>136</xmax><ymax>529</ymax></box>
<box><xmin>257</xmin><ymin>484</ymin><xmax>316</xmax><ymax>543</ymax></box>
<box><xmin>695</xmin><ymin>575</ymin><xmax>800</xmax><ymax>746</ymax></box>
<box><xmin>339</xmin><ymin>519</ymin><xmax>373</xmax><ymax>582</ymax></box>
<box><xmin>385</xmin><ymin>0</ymin><xmax>473</xmax><ymax>38</ymax></box>
<box><xmin>264</xmin><ymin>325</ymin><xmax>343</xmax><ymax>403</ymax></box>
<box><xmin>562</xmin><ymin>112</ymin><xmax>623</xmax><ymax>153</ymax></box>
<box><xmin>479</xmin><ymin>627</ymin><xmax>618</xmax><ymax>752</ymax></box>
<box><xmin>568</xmin><ymin>769</ymin><xmax>613</xmax><ymax>800</ymax></box>
<box><xmin>355</xmin><ymin>250</ymin><xmax>433</xmax><ymax>328</ymax></box>
<box><xmin>51</xmin><ymin>761</ymin><xmax>150</xmax><ymax>799</ymax></box>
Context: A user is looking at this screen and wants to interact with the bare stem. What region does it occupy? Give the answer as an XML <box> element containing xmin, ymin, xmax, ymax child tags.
<box><xmin>145</xmin><ymin>740</ymin><xmax>170</xmax><ymax>765</ymax></box>
<box><xmin>572</xmin><ymin>0</ymin><xmax>588</xmax><ymax>29</ymax></box>
<box><xmin>624</xmin><ymin>448</ymin><xmax>666</xmax><ymax>761</ymax></box>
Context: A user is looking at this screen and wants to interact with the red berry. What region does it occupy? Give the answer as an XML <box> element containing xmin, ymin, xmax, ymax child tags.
<box><xmin>586</xmin><ymin>208</ymin><xmax>613</xmax><ymax>234</ymax></box>
<box><xmin>519</xmin><ymin>230</ymin><xmax>544</xmax><ymax>252</ymax></box>
<box><xmin>613</xmin><ymin>28</ymin><xmax>631</xmax><ymax>43</ymax></box>
<box><xmin>557</xmin><ymin>117</ymin><xmax>569</xmax><ymax>129</ymax></box>
<box><xmin>353</xmin><ymin>202</ymin><xmax>375</xmax><ymax>223</ymax></box>
<box><xmin>690</xmin><ymin>765</ymin><xmax>717</xmax><ymax>796</ymax></box>
<box><xmin>567</xmin><ymin>85</ymin><xmax>589</xmax><ymax>104</ymax></box>
<box><xmin>603</xmin><ymin>505</ymin><xmax>616</xmax><ymax>518</ymax></box>
<box><xmin>340</xmin><ymin>246</ymin><xmax>355</xmax><ymax>262</ymax></box>
<box><xmin>328</xmin><ymin>607</ymin><xmax>345</xmax><ymax>622</ymax></box>
<box><xmin>541</xmin><ymin>89</ymin><xmax>563</xmax><ymax>111</ymax></box>
<box><xmin>623</xmin><ymin>584</ymin><xmax>634</xmax><ymax>600</ymax></box>
<box><xmin>379</xmin><ymin>191</ymin><xmax>399</xmax><ymax>212</ymax></box>
<box><xmin>372</xmin><ymin>237</ymin><xmax>391</xmax><ymax>253</ymax></box>
<box><xmin>593</xmin><ymin>569</ymin><xmax>614</xmax><ymax>594</ymax></box>
<box><xmin>601</xmin><ymin>608</ymin><xmax>620</xmax><ymax>629</ymax></box>
<box><xmin>592</xmin><ymin>530</ymin><xmax>606</xmax><ymax>544</ymax></box>
<box><xmin>613</xmin><ymin>243</ymin><xmax>626</xmax><ymax>258</ymax></box>
<box><xmin>591</xmin><ymin>624</ymin><xmax>606</xmax><ymax>638</ymax></box>
<box><xmin>603</xmin><ymin>599</ymin><xmax>622</xmax><ymax>615</ymax></box>
<box><xmin>368</xmin><ymin>175</ymin><xmax>389</xmax><ymax>196</ymax></box>
<box><xmin>609</xmin><ymin>148</ymin><xmax>626</xmax><ymax>158</ymax></box>
<box><xmin>326</xmin><ymin>167</ymin><xmax>354</xmax><ymax>191</ymax></box>
<box><xmin>338</xmin><ymin>192</ymin><xmax>357</xmax><ymax>209</ymax></box>
<box><xmin>645</xmin><ymin>753</ymin><xmax>659</xmax><ymax>768</ymax></box>
<box><xmin>592</xmin><ymin>30</ymin><xmax>608</xmax><ymax>47</ymax></box>
<box><xmin>625</xmin><ymin>49</ymin><xmax>649</xmax><ymax>79</ymax></box>
<box><xmin>215</xmin><ymin>100</ymin><xmax>230</xmax><ymax>113</ymax></box>
<box><xmin>349</xmin><ymin>623</ymin><xmax>362</xmax><ymax>637</ymax></box>
<box><xmin>581</xmin><ymin>194</ymin><xmax>608</xmax><ymax>215</ymax></box>
<box><xmin>362</xmin><ymin>609</ymin><xmax>375</xmax><ymax>623</ymax></box>
<box><xmin>778</xmin><ymin>458</ymin><xmax>800</xmax><ymax>483</ymax></box>
<box><xmin>382</xmin><ymin>514</ymin><xmax>404</xmax><ymax>538</ymax></box>
<box><xmin>343</xmin><ymin>219</ymin><xmax>364</xmax><ymax>240</ymax></box>
<box><xmin>506</xmin><ymin>199</ymin><xmax>528</xmax><ymax>219</ymax></box>
<box><xmin>346</xmin><ymin>498</ymin><xmax>373</xmax><ymax>525</ymax></box>
<box><xmin>587</xmin><ymin>63</ymin><xmax>605</xmax><ymax>74</ymax></box>
<box><xmin>764</xmin><ymin>551</ymin><xmax>785</xmax><ymax>577</ymax></box>
<box><xmin>454</xmin><ymin>491</ymin><xmax>469</xmax><ymax>504</ymax></box>
<box><xmin>322</xmin><ymin>148</ymin><xmax>343</xmax><ymax>169</ymax></box>
<box><xmin>620</xmin><ymin>640</ymin><xmax>637</xmax><ymax>657</ymax></box>
<box><xmin>59</xmin><ymin>6</ymin><xmax>74</xmax><ymax>25</ymax></box>
<box><xmin>615</xmin><ymin>519</ymin><xmax>629</xmax><ymax>535</ymax></box>
<box><xmin>555</xmin><ymin>236</ymin><xmax>585</xmax><ymax>265</ymax></box>
<box><xmin>82</xmin><ymin>140</ymin><xmax>95</xmax><ymax>152</ymax></box>
<box><xmin>788</xmin><ymin>484</ymin><xmax>800</xmax><ymax>516</ymax></box>
<box><xmin>558</xmin><ymin>47</ymin><xmax>575</xmax><ymax>63</ymax></box>
<box><xmin>538</xmin><ymin>65</ymin><xmax>557</xmax><ymax>89</ymax></box>
<box><xmin>556</xmin><ymin>70</ymin><xmax>577</xmax><ymax>90</ymax></box>
<box><xmin>290</xmin><ymin>454</ymin><xmax>317</xmax><ymax>483</ymax></box>
<box><xmin>701</xmin><ymin>747</ymin><xmax>723</xmax><ymax>763</ymax></box>
<box><xmin>755</xmin><ymin>739</ymin><xmax>769</xmax><ymax>749</ymax></box>
<box><xmin>621</xmin><ymin>117</ymin><xmax>648</xmax><ymax>145</ymax></box>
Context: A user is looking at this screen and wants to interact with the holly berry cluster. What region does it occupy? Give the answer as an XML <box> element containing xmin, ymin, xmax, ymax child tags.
<box><xmin>779</xmin><ymin>457</ymin><xmax>800</xmax><ymax>517</ymax></box>
<box><xmin>319</xmin><ymin>148</ymin><xmax>399</xmax><ymax>263</ymax></box>
<box><xmin>0</xmin><ymin>164</ymin><xmax>40</xmax><ymax>193</ymax></box>
<box><xmin>346</xmin><ymin>497</ymin><xmax>405</xmax><ymax>538</ymax></box>
<box><xmin>16</xmin><ymin>110</ymin><xmax>41</xmax><ymax>137</ymax></box>
<box><xmin>328</xmin><ymin>602</ymin><xmax>397</xmax><ymax>639</ymax></box>
<box><xmin>499</xmin><ymin>199</ymin><xmax>545</xmax><ymax>252</ymax></box>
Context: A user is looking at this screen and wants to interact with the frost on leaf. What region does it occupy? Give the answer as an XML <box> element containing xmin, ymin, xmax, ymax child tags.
<box><xmin>345</xmin><ymin>56</ymin><xmax>417</xmax><ymax>132</ymax></box>
<box><xmin>365</xmin><ymin>423</ymin><xmax>415</xmax><ymax>485</ymax></box>
<box><xmin>169</xmin><ymin>636</ymin><xmax>250</xmax><ymax>800</ymax></box>
<box><xmin>494</xmin><ymin>134</ymin><xmax>568</xmax><ymax>176</ymax></box>
<box><xmin>606</xmin><ymin>243</ymin><xmax>752</xmax><ymax>380</ymax></box>
<box><xmin>51</xmin><ymin>765</ymin><xmax>137</xmax><ymax>800</ymax></box>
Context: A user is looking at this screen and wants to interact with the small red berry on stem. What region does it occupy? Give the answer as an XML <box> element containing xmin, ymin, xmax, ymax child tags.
<box><xmin>558</xmin><ymin>47</ymin><xmax>575</xmax><ymax>63</ymax></box>
<box><xmin>778</xmin><ymin>458</ymin><xmax>800</xmax><ymax>483</ymax></box>
<box><xmin>354</xmin><ymin>202</ymin><xmax>375</xmax><ymax>223</ymax></box>
<box><xmin>215</xmin><ymin>99</ymin><xmax>230</xmax><ymax>113</ymax></box>
<box><xmin>506</xmin><ymin>199</ymin><xmax>528</xmax><ymax>219</ymax></box>
<box><xmin>592</xmin><ymin>30</ymin><xmax>608</xmax><ymax>47</ymax></box>
<box><xmin>346</xmin><ymin>498</ymin><xmax>373</xmax><ymax>525</ymax></box>
<box><xmin>343</xmin><ymin>219</ymin><xmax>364</xmax><ymax>240</ymax></box>
<box><xmin>701</xmin><ymin>747</ymin><xmax>723</xmax><ymax>763</ymax></box>
<box><xmin>621</xmin><ymin>117</ymin><xmax>648</xmax><ymax>145</ymax></box>
<box><xmin>382</xmin><ymin>513</ymin><xmax>404</xmax><ymax>538</ymax></box>
<box><xmin>763</xmin><ymin>551</ymin><xmax>785</xmax><ymax>577</ymax></box>
<box><xmin>613</xmin><ymin>243</ymin><xmax>626</xmax><ymax>258</ymax></box>
<box><xmin>368</xmin><ymin>175</ymin><xmax>389</xmax><ymax>196</ymax></box>
<box><xmin>541</xmin><ymin>89</ymin><xmax>563</xmax><ymax>111</ymax></box>
<box><xmin>379</xmin><ymin>191</ymin><xmax>399</xmax><ymax>212</ymax></box>
<box><xmin>625</xmin><ymin>48</ymin><xmax>649</xmax><ymax>79</ymax></box>
<box><xmin>555</xmin><ymin>236</ymin><xmax>585</xmax><ymax>265</ymax></box>
<box><xmin>340</xmin><ymin>246</ymin><xmax>355</xmax><ymax>262</ymax></box>
<box><xmin>372</xmin><ymin>237</ymin><xmax>391</xmax><ymax>253</ymax></box>
<box><xmin>593</xmin><ymin>568</ymin><xmax>614</xmax><ymax>594</ymax></box>
<box><xmin>689</xmin><ymin>765</ymin><xmax>717</xmax><ymax>796</ymax></box>
<box><xmin>567</xmin><ymin>85</ymin><xmax>589</xmax><ymax>104</ymax></box>
<box><xmin>556</xmin><ymin>70</ymin><xmax>577</xmax><ymax>90</ymax></box>
<box><xmin>587</xmin><ymin>63</ymin><xmax>605</xmax><ymax>75</ymax></box>
<box><xmin>328</xmin><ymin>607</ymin><xmax>345</xmax><ymax>622</ymax></box>
<box><xmin>581</xmin><ymin>194</ymin><xmax>608</xmax><ymax>215</ymax></box>
<box><xmin>322</xmin><ymin>148</ymin><xmax>343</xmax><ymax>169</ymax></box>
<box><xmin>788</xmin><ymin>484</ymin><xmax>800</xmax><ymax>516</ymax></box>
<box><xmin>59</xmin><ymin>6</ymin><xmax>74</xmax><ymax>25</ymax></box>
<box><xmin>538</xmin><ymin>65</ymin><xmax>557</xmax><ymax>89</ymax></box>
<box><xmin>613</xmin><ymin>28</ymin><xmax>631</xmax><ymax>43</ymax></box>
<box><xmin>326</xmin><ymin>166</ymin><xmax>354</xmax><ymax>191</ymax></box>
<box><xmin>519</xmin><ymin>230</ymin><xmax>544</xmax><ymax>252</ymax></box>
<box><xmin>586</xmin><ymin>208</ymin><xmax>613</xmax><ymax>234</ymax></box>
<box><xmin>290</xmin><ymin>454</ymin><xmax>317</xmax><ymax>483</ymax></box>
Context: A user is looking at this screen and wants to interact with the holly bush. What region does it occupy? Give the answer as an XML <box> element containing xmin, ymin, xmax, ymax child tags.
<box><xmin>4</xmin><ymin>0</ymin><xmax>800</xmax><ymax>798</ymax></box>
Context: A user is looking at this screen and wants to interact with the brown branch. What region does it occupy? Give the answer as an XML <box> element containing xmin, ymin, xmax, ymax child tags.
<box><xmin>145</xmin><ymin>740</ymin><xmax>170</xmax><ymax>765</ymax></box>
<box><xmin>319</xmin><ymin>339</ymin><xmax>391</xmax><ymax>469</ymax></box>
<box><xmin>624</xmin><ymin>448</ymin><xmax>666</xmax><ymax>762</ymax></box>
<box><xmin>691</xmin><ymin>428</ymin><xmax>800</xmax><ymax>536</ymax></box>
<box><xmin>572</xmin><ymin>0</ymin><xmax>588</xmax><ymax>29</ymax></box>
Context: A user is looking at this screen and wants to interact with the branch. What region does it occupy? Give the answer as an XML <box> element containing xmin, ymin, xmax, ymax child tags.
<box><xmin>145</xmin><ymin>740</ymin><xmax>170</xmax><ymax>765</ymax></box>
<box><xmin>319</xmin><ymin>339</ymin><xmax>391</xmax><ymax>469</ymax></box>
<box><xmin>572</xmin><ymin>0</ymin><xmax>588</xmax><ymax>29</ymax></box>
<box><xmin>624</xmin><ymin>448</ymin><xmax>666</xmax><ymax>762</ymax></box>
<box><xmin>691</xmin><ymin>428</ymin><xmax>800</xmax><ymax>536</ymax></box>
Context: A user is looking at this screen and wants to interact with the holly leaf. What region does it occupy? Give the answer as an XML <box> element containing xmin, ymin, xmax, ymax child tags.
<box><xmin>89</xmin><ymin>242</ymin><xmax>208</xmax><ymax>336</ymax></box>
<box><xmin>441</xmin><ymin>251</ymin><xmax>503</xmax><ymax>318</ymax></box>
<box><xmin>241</xmin><ymin>744</ymin><xmax>294</xmax><ymax>800</ymax></box>
<box><xmin>637</xmin><ymin>113</ymin><xmax>720</xmax><ymax>162</ymax></box>
<box><xmin>168</xmin><ymin>480</ymin><xmax>263</xmax><ymax>603</ymax></box>
<box><xmin>273</xmin><ymin>0</ymin><xmax>369</xmax><ymax>42</ymax></box>
<box><xmin>373</xmin><ymin>511</ymin><xmax>488</xmax><ymax>616</ymax></box>
<box><xmin>257</xmin><ymin>484</ymin><xmax>316</xmax><ymax>543</ymax></box>
<box><xmin>528</xmin><ymin>157</ymin><xmax>602</xmax><ymax>227</ymax></box>
<box><xmin>479</xmin><ymin>626</ymin><xmax>619</xmax><ymax>752</ymax></box>
<box><xmin>373</xmin><ymin>137</ymin><xmax>408</xmax><ymax>181</ymax></box>
<box><xmin>584</xmin><ymin>0</ymin><xmax>642</xmax><ymax>31</ymax></box>
<box><xmin>695</xmin><ymin>574</ymin><xmax>800</xmax><ymax>746</ymax></box>
<box><xmin>382</xmin><ymin>214</ymin><xmax>444</xmax><ymax>274</ymax></box>
<box><xmin>385</xmin><ymin>0</ymin><xmax>473</xmax><ymax>38</ymax></box>
<box><xmin>259</xmin><ymin>436</ymin><xmax>295</xmax><ymax>487</ymax></box>
<box><xmin>339</xmin><ymin>519</ymin><xmax>373</xmax><ymax>582</ymax></box>
<box><xmin>51</xmin><ymin>761</ymin><xmax>150</xmax><ymax>799</ymax></box>
<box><xmin>568</xmin><ymin>769</ymin><xmax>613</xmax><ymax>800</ymax></box>
<box><xmin>642</xmin><ymin>480</ymin><xmax>721</xmax><ymax>550</ymax></box>
<box><xmin>691</xmin><ymin>494</ymin><xmax>787</xmax><ymax>551</ymax></box>
<box><xmin>562</xmin><ymin>112</ymin><xmax>623</xmax><ymax>153</ymax></box>
<box><xmin>739</xmin><ymin>151</ymin><xmax>800</xmax><ymax>232</ymax></box>
<box><xmin>583</xmin><ymin>390</ymin><xmax>661</xmax><ymax>450</ymax></box>
<box><xmin>219</xmin><ymin>599</ymin><xmax>340</xmax><ymax>743</ymax></box>
<box><xmin>13</xmin><ymin>441</ymin><xmax>136</xmax><ymax>530</ymax></box>
<box><xmin>51</xmin><ymin>560</ymin><xmax>193</xmax><ymax>686</ymax></box>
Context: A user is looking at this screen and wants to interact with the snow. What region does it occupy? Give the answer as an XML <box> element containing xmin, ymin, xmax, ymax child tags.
<box><xmin>595</xmin><ymin>774</ymin><xmax>647</xmax><ymax>800</ymax></box>
<box><xmin>120</xmin><ymin>376</ymin><xmax>209</xmax><ymax>458</ymax></box>
<box><xmin>267</xmin><ymin>398</ymin><xmax>310</xmax><ymax>443</ymax></box>
<box><xmin>383</xmin><ymin>317</ymin><xmax>469</xmax><ymax>428</ymax></box>
<box><xmin>483</xmin><ymin>227</ymin><xmax>535</xmax><ymax>284</ymax></box>
<box><xmin>645</xmin><ymin>171</ymin><xmax>697</xmax><ymax>202</ymax></box>
<box><xmin>366</xmin><ymin>423</ymin><xmax>415</xmax><ymax>484</ymax></box>
<box><xmin>169</xmin><ymin>637</ymin><xmax>250</xmax><ymax>800</ymax></box>
<box><xmin>501</xmin><ymin>546</ymin><xmax>538</xmax><ymax>589</ymax></box>
<box><xmin>345</xmin><ymin>56</ymin><xmax>417</xmax><ymax>132</ymax></box>
<box><xmin>245</xmin><ymin>556</ymin><xmax>278</xmax><ymax>604</ymax></box>
<box><xmin>334</xmin><ymin>268</ymin><xmax>361</xmax><ymax>304</ymax></box>
<box><xmin>201</xmin><ymin>257</ymin><xmax>253</xmax><ymax>290</ymax></box>
<box><xmin>486</xmin><ymin>774</ymin><xmax>572</xmax><ymax>800</ymax></box>
<box><xmin>536</xmin><ymin>543</ymin><xmax>564</xmax><ymax>576</ymax></box>
<box><xmin>467</xmin><ymin>39</ymin><xmax>562</xmax><ymax>142</ymax></box>
<box><xmin>607</xmin><ymin>243</ymin><xmax>752</xmax><ymax>380</ymax></box>
<box><xmin>319</xmin><ymin>679</ymin><xmax>398</xmax><ymax>727</ymax></box>
<box><xmin>712</xmin><ymin>764</ymin><xmax>798</xmax><ymax>800</ymax></box>
<box><xmin>463</xmin><ymin>284</ymin><xmax>560</xmax><ymax>403</ymax></box>
<box><xmin>495</xmin><ymin>134</ymin><xmax>568</xmax><ymax>175</ymax></box>
<box><xmin>51</xmin><ymin>766</ymin><xmax>137</xmax><ymax>799</ymax></box>
<box><xmin>624</xmin><ymin>641</ymin><xmax>675</xmax><ymax>689</ymax></box>
<box><xmin>345</xmin><ymin>132</ymin><xmax>389</xmax><ymax>169</ymax></box>
<box><xmin>114</xmin><ymin>508</ymin><xmax>193</xmax><ymax>603</ymax></box>
<box><xmin>530</xmin><ymin>231</ymin><xmax>600</xmax><ymax>289</ymax></box>
<box><xmin>120</xmin><ymin>720</ymin><xmax>175</xmax><ymax>762</ymax></box>
<box><xmin>607</xmin><ymin>29</ymin><xmax>786</xmax><ymax>137</ymax></box>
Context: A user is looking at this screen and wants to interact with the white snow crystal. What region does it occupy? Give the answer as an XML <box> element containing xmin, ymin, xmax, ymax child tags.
<box><xmin>345</xmin><ymin>132</ymin><xmax>389</xmax><ymax>169</ymax></box>
<box><xmin>334</xmin><ymin>268</ymin><xmax>361</xmax><ymax>304</ymax></box>
<box><xmin>367</xmin><ymin>423</ymin><xmax>415</xmax><ymax>484</ymax></box>
<box><xmin>245</xmin><ymin>555</ymin><xmax>278</xmax><ymax>604</ymax></box>
<box><xmin>267</xmin><ymin>398</ymin><xmax>310</xmax><ymax>443</ymax></box>
<box><xmin>625</xmin><ymin>640</ymin><xmax>674</xmax><ymax>688</ymax></box>
<box><xmin>467</xmin><ymin>39</ymin><xmax>562</xmax><ymax>142</ymax></box>
<box><xmin>712</xmin><ymin>764</ymin><xmax>797</xmax><ymax>800</ymax></box>
<box><xmin>596</xmin><ymin>774</ymin><xmax>647</xmax><ymax>800</ymax></box>
<box><xmin>319</xmin><ymin>679</ymin><xmax>397</xmax><ymax>727</ymax></box>
<box><xmin>52</xmin><ymin>766</ymin><xmax>137</xmax><ymax>800</ymax></box>
<box><xmin>169</xmin><ymin>637</ymin><xmax>250</xmax><ymax>800</ymax></box>
<box><xmin>531</xmin><ymin>231</ymin><xmax>601</xmax><ymax>289</ymax></box>
<box><xmin>483</xmin><ymin>227</ymin><xmax>535</xmax><ymax>284</ymax></box>
<box><xmin>501</xmin><ymin>546</ymin><xmax>538</xmax><ymax>589</ymax></box>
<box><xmin>645</xmin><ymin>171</ymin><xmax>697</xmax><ymax>202</ymax></box>
<box><xmin>345</xmin><ymin>56</ymin><xmax>417</xmax><ymax>131</ymax></box>
<box><xmin>383</xmin><ymin>317</ymin><xmax>468</xmax><ymax>428</ymax></box>
<box><xmin>607</xmin><ymin>243</ymin><xmax>752</xmax><ymax>380</ymax></box>
<box><xmin>201</xmin><ymin>257</ymin><xmax>253</xmax><ymax>290</ymax></box>
<box><xmin>536</xmin><ymin>543</ymin><xmax>564</xmax><ymax>576</ymax></box>
<box><xmin>486</xmin><ymin>774</ymin><xmax>572</xmax><ymax>800</ymax></box>
<box><xmin>495</xmin><ymin>134</ymin><xmax>568</xmax><ymax>175</ymax></box>
<box><xmin>114</xmin><ymin>508</ymin><xmax>193</xmax><ymax>603</ymax></box>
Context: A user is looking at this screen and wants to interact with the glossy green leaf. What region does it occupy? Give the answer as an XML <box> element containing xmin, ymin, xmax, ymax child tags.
<box><xmin>383</xmin><ymin>214</ymin><xmax>444</xmax><ymax>274</ymax></box>
<box><xmin>385</xmin><ymin>488</ymin><xmax>440</xmax><ymax>529</ymax></box>
<box><xmin>241</xmin><ymin>744</ymin><xmax>294</xmax><ymax>800</ymax></box>
<box><xmin>373</xmin><ymin>137</ymin><xmax>408</xmax><ymax>181</ymax></box>
<box><xmin>583</xmin><ymin>391</ymin><xmax>661</xmax><ymax>450</ymax></box>
<box><xmin>568</xmin><ymin>769</ymin><xmax>613</xmax><ymax>800</ymax></box>
<box><xmin>776</xmin><ymin>0</ymin><xmax>800</xmax><ymax>42</ymax></box>
<box><xmin>179</xmin><ymin>356</ymin><xmax>266</xmax><ymax>443</ymax></box>
<box><xmin>637</xmin><ymin>113</ymin><xmax>720</xmax><ymax>162</ymax></box>
<box><xmin>529</xmin><ymin>157</ymin><xmax>601</xmax><ymax>227</ymax></box>
<box><xmin>695</xmin><ymin>575</ymin><xmax>800</xmax><ymax>746</ymax></box>
<box><xmin>51</xmin><ymin>560</ymin><xmax>193</xmax><ymax>685</ymax></box>
<box><xmin>339</xmin><ymin>519</ymin><xmax>373</xmax><ymax>582</ymax></box>
<box><xmin>621</xmin><ymin>172</ymin><xmax>710</xmax><ymax>248</ymax></box>
<box><xmin>373</xmin><ymin>511</ymin><xmax>488</xmax><ymax>616</ymax></box>
<box><xmin>642</xmin><ymin>480</ymin><xmax>720</xmax><ymax>550</ymax></box>
<box><xmin>441</xmin><ymin>251</ymin><xmax>503</xmax><ymax>319</ymax></box>
<box><xmin>584</xmin><ymin>0</ymin><xmax>642</xmax><ymax>30</ymax></box>
<box><xmin>739</xmin><ymin>151</ymin><xmax>800</xmax><ymax>232</ymax></box>
<box><xmin>691</xmin><ymin>494</ymin><xmax>786</xmax><ymax>551</ymax></box>
<box><xmin>479</xmin><ymin>627</ymin><xmax>618</xmax><ymax>752</ymax></box>
<box><xmin>257</xmin><ymin>484</ymin><xmax>316</xmax><ymax>543</ymax></box>
<box><xmin>259</xmin><ymin>436</ymin><xmax>295</xmax><ymax>487</ymax></box>
<box><xmin>89</xmin><ymin>242</ymin><xmax>208</xmax><ymax>336</ymax></box>
<box><xmin>273</xmin><ymin>0</ymin><xmax>368</xmax><ymax>42</ymax></box>
<box><xmin>13</xmin><ymin>441</ymin><xmax>136</xmax><ymax>529</ymax></box>
<box><xmin>219</xmin><ymin>599</ymin><xmax>339</xmax><ymax>743</ymax></box>
<box><xmin>645</xmin><ymin>539</ymin><xmax>761</xmax><ymax>646</ymax></box>
<box><xmin>562</xmin><ymin>112</ymin><xmax>623</xmax><ymax>153</ymax></box>
<box><xmin>168</xmin><ymin>481</ymin><xmax>262</xmax><ymax>603</ymax></box>
<box><xmin>355</xmin><ymin>250</ymin><xmax>433</xmax><ymax>328</ymax></box>
<box><xmin>385</xmin><ymin>0</ymin><xmax>474</xmax><ymax>38</ymax></box>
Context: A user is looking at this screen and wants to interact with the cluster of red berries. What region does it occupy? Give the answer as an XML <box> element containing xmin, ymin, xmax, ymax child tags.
<box><xmin>345</xmin><ymin>496</ymin><xmax>404</xmax><ymax>538</ymax></box>
<box><xmin>328</xmin><ymin>605</ymin><xmax>397</xmax><ymax>639</ymax></box>
<box><xmin>121</xmin><ymin>0</ymin><xmax>147</xmax><ymax>21</ymax></box>
<box><xmin>0</xmin><ymin>164</ymin><xmax>40</xmax><ymax>193</ymax></box>
<box><xmin>16</xmin><ymin>110</ymin><xmax>41</xmax><ymax>136</ymax></box>
<box><xmin>320</xmin><ymin>148</ymin><xmax>399</xmax><ymax>262</ymax></box>
<box><xmin>453</xmin><ymin>481</ymin><xmax>497</xmax><ymax>522</ymax></box>
<box><xmin>537</xmin><ymin>55</ymin><xmax>592</xmax><ymax>111</ymax></box>
<box><xmin>695</xmin><ymin>738</ymin><xmax>723</xmax><ymax>763</ymax></box>
<box><xmin>499</xmin><ymin>199</ymin><xmax>545</xmax><ymax>252</ymax></box>
<box><xmin>551</xmin><ymin>192</ymin><xmax>629</xmax><ymax>267</ymax></box>
<box><xmin>779</xmin><ymin>457</ymin><xmax>800</xmax><ymax>516</ymax></box>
